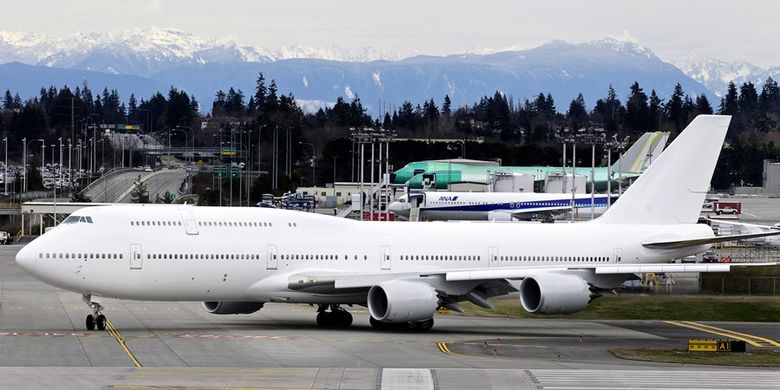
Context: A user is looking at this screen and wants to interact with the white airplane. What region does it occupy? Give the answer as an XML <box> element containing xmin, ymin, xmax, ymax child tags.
<box><xmin>15</xmin><ymin>115</ymin><xmax>780</xmax><ymax>332</ymax></box>
<box><xmin>388</xmin><ymin>191</ymin><xmax>617</xmax><ymax>221</ymax></box>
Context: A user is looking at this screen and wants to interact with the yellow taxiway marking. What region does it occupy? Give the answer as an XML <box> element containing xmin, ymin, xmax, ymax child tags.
<box><xmin>665</xmin><ymin>320</ymin><xmax>780</xmax><ymax>347</ymax></box>
<box><xmin>436</xmin><ymin>341</ymin><xmax>455</xmax><ymax>355</ymax></box>
<box><xmin>679</xmin><ymin>321</ymin><xmax>780</xmax><ymax>348</ymax></box>
<box><xmin>106</xmin><ymin>320</ymin><xmax>143</xmax><ymax>368</ymax></box>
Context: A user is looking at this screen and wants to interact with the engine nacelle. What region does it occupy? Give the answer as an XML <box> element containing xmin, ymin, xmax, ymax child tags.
<box><xmin>202</xmin><ymin>301</ymin><xmax>265</xmax><ymax>315</ymax></box>
<box><xmin>519</xmin><ymin>273</ymin><xmax>592</xmax><ymax>314</ymax></box>
<box><xmin>368</xmin><ymin>280</ymin><xmax>439</xmax><ymax>322</ymax></box>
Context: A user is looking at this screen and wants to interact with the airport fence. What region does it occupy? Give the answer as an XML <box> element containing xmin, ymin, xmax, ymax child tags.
<box><xmin>700</xmin><ymin>276</ymin><xmax>780</xmax><ymax>296</ymax></box>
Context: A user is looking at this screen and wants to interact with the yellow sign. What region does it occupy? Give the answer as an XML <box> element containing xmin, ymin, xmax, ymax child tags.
<box><xmin>688</xmin><ymin>339</ymin><xmax>717</xmax><ymax>352</ymax></box>
<box><xmin>717</xmin><ymin>341</ymin><xmax>731</xmax><ymax>352</ymax></box>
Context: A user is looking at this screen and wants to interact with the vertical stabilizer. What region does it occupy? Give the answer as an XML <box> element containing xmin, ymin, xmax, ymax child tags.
<box><xmin>610</xmin><ymin>131</ymin><xmax>669</xmax><ymax>173</ymax></box>
<box><xmin>596</xmin><ymin>115</ymin><xmax>730</xmax><ymax>225</ymax></box>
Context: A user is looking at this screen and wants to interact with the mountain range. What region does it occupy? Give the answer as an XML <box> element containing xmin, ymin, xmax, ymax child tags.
<box><xmin>0</xmin><ymin>28</ymin><xmax>775</xmax><ymax>113</ymax></box>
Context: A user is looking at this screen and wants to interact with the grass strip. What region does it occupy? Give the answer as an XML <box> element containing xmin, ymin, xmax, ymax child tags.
<box><xmin>458</xmin><ymin>295</ymin><xmax>780</xmax><ymax>322</ymax></box>
<box><xmin>610</xmin><ymin>348</ymin><xmax>780</xmax><ymax>367</ymax></box>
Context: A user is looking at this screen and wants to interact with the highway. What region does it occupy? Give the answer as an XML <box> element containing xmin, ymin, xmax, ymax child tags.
<box><xmin>84</xmin><ymin>169</ymin><xmax>185</xmax><ymax>203</ymax></box>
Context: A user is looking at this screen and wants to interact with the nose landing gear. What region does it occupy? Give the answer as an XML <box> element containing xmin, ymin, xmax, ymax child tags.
<box><xmin>83</xmin><ymin>294</ymin><xmax>106</xmax><ymax>331</ymax></box>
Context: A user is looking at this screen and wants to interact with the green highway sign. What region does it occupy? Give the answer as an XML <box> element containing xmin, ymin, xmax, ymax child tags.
<box><xmin>213</xmin><ymin>165</ymin><xmax>240</xmax><ymax>178</ymax></box>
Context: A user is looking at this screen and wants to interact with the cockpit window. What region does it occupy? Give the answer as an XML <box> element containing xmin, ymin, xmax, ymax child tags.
<box><xmin>64</xmin><ymin>215</ymin><xmax>93</xmax><ymax>224</ymax></box>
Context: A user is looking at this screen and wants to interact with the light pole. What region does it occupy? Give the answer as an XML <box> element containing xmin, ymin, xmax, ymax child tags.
<box><xmin>332</xmin><ymin>156</ymin><xmax>338</xmax><ymax>197</ymax></box>
<box><xmin>2</xmin><ymin>137</ymin><xmax>6</xmax><ymax>195</ymax></box>
<box><xmin>174</xmin><ymin>126</ymin><xmax>194</xmax><ymax>164</ymax></box>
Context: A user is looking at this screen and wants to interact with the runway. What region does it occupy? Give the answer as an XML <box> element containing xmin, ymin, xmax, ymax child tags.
<box><xmin>1</xmin><ymin>243</ymin><xmax>779</xmax><ymax>389</ymax></box>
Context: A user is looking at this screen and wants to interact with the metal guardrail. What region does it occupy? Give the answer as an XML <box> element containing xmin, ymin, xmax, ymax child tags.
<box><xmin>80</xmin><ymin>168</ymin><xmax>132</xmax><ymax>195</ymax></box>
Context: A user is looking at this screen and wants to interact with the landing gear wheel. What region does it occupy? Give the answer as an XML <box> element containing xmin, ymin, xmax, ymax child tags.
<box><xmin>415</xmin><ymin>318</ymin><xmax>434</xmax><ymax>331</ymax></box>
<box><xmin>335</xmin><ymin>310</ymin><xmax>353</xmax><ymax>327</ymax></box>
<box><xmin>86</xmin><ymin>315</ymin><xmax>95</xmax><ymax>331</ymax></box>
<box><xmin>96</xmin><ymin>315</ymin><xmax>106</xmax><ymax>331</ymax></box>
<box><xmin>316</xmin><ymin>311</ymin><xmax>331</xmax><ymax>327</ymax></box>
<box><xmin>369</xmin><ymin>316</ymin><xmax>385</xmax><ymax>330</ymax></box>
<box><xmin>316</xmin><ymin>305</ymin><xmax>353</xmax><ymax>328</ymax></box>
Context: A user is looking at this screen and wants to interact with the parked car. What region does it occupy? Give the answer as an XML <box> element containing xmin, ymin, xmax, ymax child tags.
<box><xmin>715</xmin><ymin>206</ymin><xmax>737</xmax><ymax>215</ymax></box>
<box><xmin>702</xmin><ymin>251</ymin><xmax>719</xmax><ymax>263</ymax></box>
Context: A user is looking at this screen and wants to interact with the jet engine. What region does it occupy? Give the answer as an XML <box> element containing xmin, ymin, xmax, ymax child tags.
<box><xmin>519</xmin><ymin>273</ymin><xmax>593</xmax><ymax>314</ymax></box>
<box><xmin>202</xmin><ymin>301</ymin><xmax>265</xmax><ymax>315</ymax></box>
<box><xmin>368</xmin><ymin>280</ymin><xmax>439</xmax><ymax>322</ymax></box>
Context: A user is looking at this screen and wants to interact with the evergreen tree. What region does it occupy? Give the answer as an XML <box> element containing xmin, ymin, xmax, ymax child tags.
<box><xmin>566</xmin><ymin>93</ymin><xmax>588</xmax><ymax>129</ymax></box>
<box><xmin>664</xmin><ymin>83</ymin><xmax>686</xmax><ymax>132</ymax></box>
<box><xmin>266</xmin><ymin>80</ymin><xmax>279</xmax><ymax>113</ymax></box>
<box><xmin>130</xmin><ymin>175</ymin><xmax>150</xmax><ymax>203</ymax></box>
<box><xmin>3</xmin><ymin>90</ymin><xmax>13</xmax><ymax>109</ymax></box>
<box><xmin>442</xmin><ymin>95</ymin><xmax>452</xmax><ymax>117</ymax></box>
<box><xmin>625</xmin><ymin>82</ymin><xmax>650</xmax><ymax>133</ymax></box>
<box><xmin>719</xmin><ymin>82</ymin><xmax>740</xmax><ymax>116</ymax></box>
<box><xmin>759</xmin><ymin>77</ymin><xmax>779</xmax><ymax>113</ymax></box>
<box><xmin>695</xmin><ymin>94</ymin><xmax>713</xmax><ymax>115</ymax></box>
<box><xmin>254</xmin><ymin>73</ymin><xmax>267</xmax><ymax>114</ymax></box>
<box><xmin>648</xmin><ymin>89</ymin><xmax>662</xmax><ymax>130</ymax></box>
<box><xmin>128</xmin><ymin>94</ymin><xmax>139</xmax><ymax>123</ymax></box>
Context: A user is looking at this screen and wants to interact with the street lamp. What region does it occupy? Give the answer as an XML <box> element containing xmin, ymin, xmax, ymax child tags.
<box><xmin>2</xmin><ymin>137</ymin><xmax>7</xmax><ymax>195</ymax></box>
<box><xmin>174</xmin><ymin>126</ymin><xmax>195</xmax><ymax>164</ymax></box>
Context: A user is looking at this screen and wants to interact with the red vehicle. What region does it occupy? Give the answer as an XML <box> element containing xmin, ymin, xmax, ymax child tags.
<box><xmin>714</xmin><ymin>201</ymin><xmax>741</xmax><ymax>215</ymax></box>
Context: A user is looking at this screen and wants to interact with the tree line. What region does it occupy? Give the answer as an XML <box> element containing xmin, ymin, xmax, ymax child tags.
<box><xmin>2</xmin><ymin>75</ymin><xmax>780</xmax><ymax>194</ymax></box>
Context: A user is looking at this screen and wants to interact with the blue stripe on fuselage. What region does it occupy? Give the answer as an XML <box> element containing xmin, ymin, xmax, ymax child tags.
<box><xmin>427</xmin><ymin>196</ymin><xmax>611</xmax><ymax>212</ymax></box>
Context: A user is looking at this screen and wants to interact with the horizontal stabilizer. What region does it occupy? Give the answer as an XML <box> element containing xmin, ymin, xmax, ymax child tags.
<box><xmin>642</xmin><ymin>231</ymin><xmax>780</xmax><ymax>249</ymax></box>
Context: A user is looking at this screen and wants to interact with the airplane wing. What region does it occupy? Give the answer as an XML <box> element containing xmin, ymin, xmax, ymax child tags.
<box><xmin>278</xmin><ymin>261</ymin><xmax>779</xmax><ymax>290</ymax></box>
<box><xmin>444</xmin><ymin>262</ymin><xmax>778</xmax><ymax>281</ymax></box>
<box><xmin>642</xmin><ymin>231</ymin><xmax>780</xmax><ymax>249</ymax></box>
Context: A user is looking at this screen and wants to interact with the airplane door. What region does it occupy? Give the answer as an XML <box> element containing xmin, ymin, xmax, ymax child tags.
<box><xmin>488</xmin><ymin>246</ymin><xmax>499</xmax><ymax>267</ymax></box>
<box><xmin>266</xmin><ymin>245</ymin><xmax>278</xmax><ymax>270</ymax></box>
<box><xmin>614</xmin><ymin>248</ymin><xmax>623</xmax><ymax>263</ymax></box>
<box><xmin>380</xmin><ymin>246</ymin><xmax>391</xmax><ymax>270</ymax></box>
<box><xmin>130</xmin><ymin>243</ymin><xmax>143</xmax><ymax>270</ymax></box>
<box><xmin>178</xmin><ymin>210</ymin><xmax>199</xmax><ymax>235</ymax></box>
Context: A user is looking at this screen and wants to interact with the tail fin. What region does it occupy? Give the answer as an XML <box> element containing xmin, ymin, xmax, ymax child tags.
<box><xmin>596</xmin><ymin>115</ymin><xmax>730</xmax><ymax>225</ymax></box>
<box><xmin>610</xmin><ymin>131</ymin><xmax>670</xmax><ymax>173</ymax></box>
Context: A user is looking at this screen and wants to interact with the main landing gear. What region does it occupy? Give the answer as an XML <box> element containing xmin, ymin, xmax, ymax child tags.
<box><xmin>369</xmin><ymin>316</ymin><xmax>434</xmax><ymax>332</ymax></box>
<box><xmin>315</xmin><ymin>304</ymin><xmax>353</xmax><ymax>328</ymax></box>
<box><xmin>83</xmin><ymin>294</ymin><xmax>106</xmax><ymax>331</ymax></box>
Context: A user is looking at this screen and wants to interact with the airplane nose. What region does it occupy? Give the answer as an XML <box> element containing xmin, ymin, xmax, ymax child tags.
<box><xmin>388</xmin><ymin>201</ymin><xmax>410</xmax><ymax>216</ymax></box>
<box><xmin>15</xmin><ymin>242</ymin><xmax>38</xmax><ymax>274</ymax></box>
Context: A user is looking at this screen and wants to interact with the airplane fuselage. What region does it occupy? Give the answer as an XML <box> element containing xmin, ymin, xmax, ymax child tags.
<box><xmin>18</xmin><ymin>204</ymin><xmax>712</xmax><ymax>303</ymax></box>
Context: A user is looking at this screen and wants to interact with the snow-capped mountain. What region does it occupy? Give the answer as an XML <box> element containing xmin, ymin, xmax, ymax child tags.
<box><xmin>0</xmin><ymin>29</ymin><xmax>712</xmax><ymax>113</ymax></box>
<box><xmin>673</xmin><ymin>55</ymin><xmax>780</xmax><ymax>96</ymax></box>
<box><xmin>0</xmin><ymin>28</ymin><xmax>400</xmax><ymax>76</ymax></box>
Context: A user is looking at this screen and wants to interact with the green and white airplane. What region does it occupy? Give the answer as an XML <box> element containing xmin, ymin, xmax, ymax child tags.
<box><xmin>392</xmin><ymin>131</ymin><xmax>669</xmax><ymax>190</ymax></box>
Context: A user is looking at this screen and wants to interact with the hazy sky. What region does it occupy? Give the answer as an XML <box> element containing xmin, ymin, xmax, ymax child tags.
<box><xmin>3</xmin><ymin>0</ymin><xmax>778</xmax><ymax>66</ymax></box>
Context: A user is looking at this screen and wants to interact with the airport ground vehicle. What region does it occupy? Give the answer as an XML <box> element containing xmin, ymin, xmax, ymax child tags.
<box><xmin>714</xmin><ymin>201</ymin><xmax>741</xmax><ymax>215</ymax></box>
